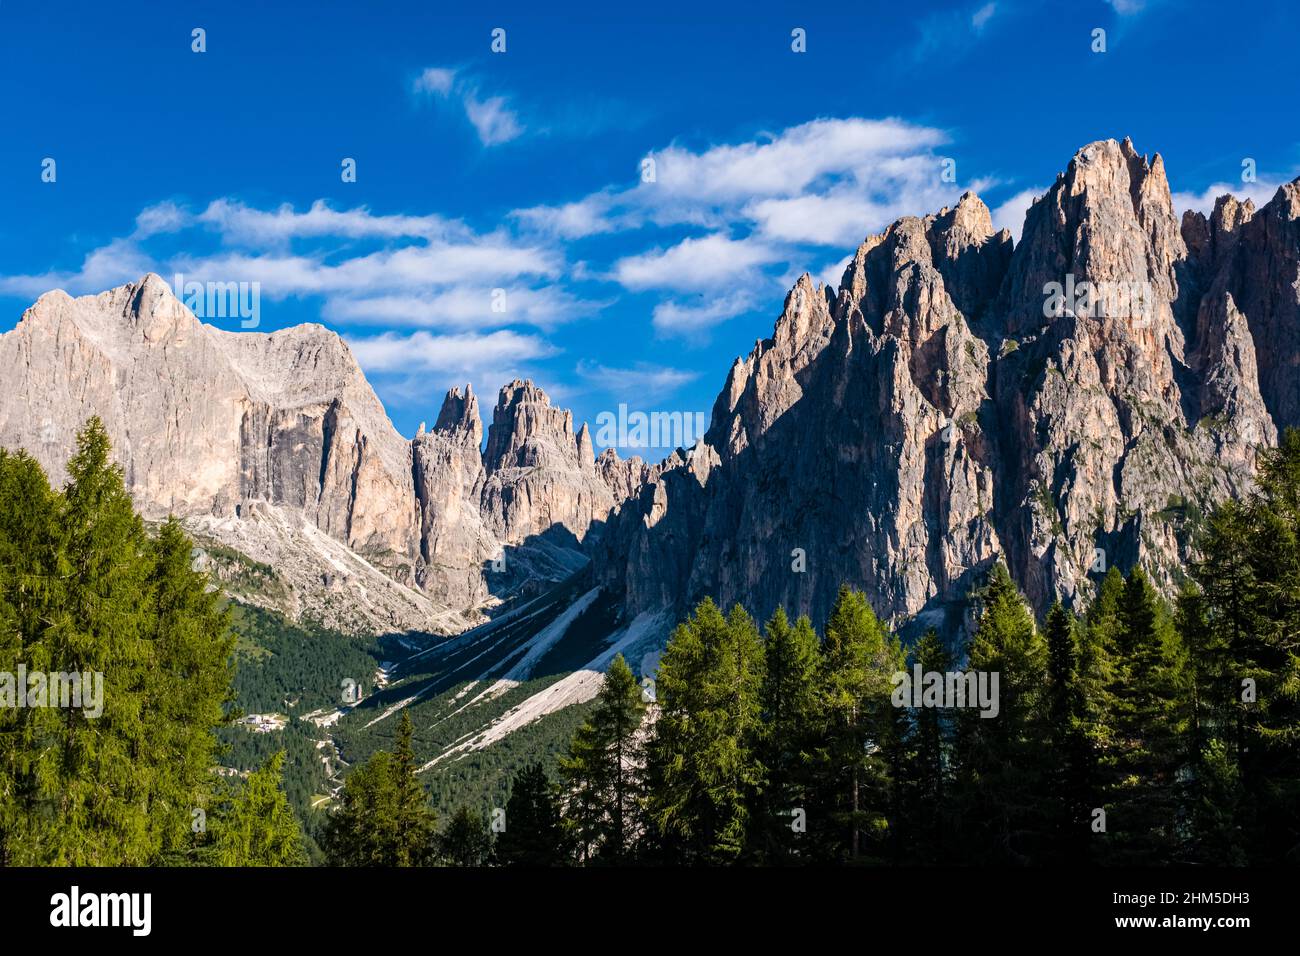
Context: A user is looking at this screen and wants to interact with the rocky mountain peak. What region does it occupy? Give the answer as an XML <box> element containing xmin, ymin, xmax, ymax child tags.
<box><xmin>433</xmin><ymin>383</ymin><xmax>482</xmax><ymax>444</ymax></box>
<box><xmin>484</xmin><ymin>378</ymin><xmax>578</xmax><ymax>473</ymax></box>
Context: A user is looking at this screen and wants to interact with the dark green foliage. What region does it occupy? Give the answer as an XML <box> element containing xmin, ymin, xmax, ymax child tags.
<box><xmin>437</xmin><ymin>805</ymin><xmax>492</xmax><ymax>866</ymax></box>
<box><xmin>495</xmin><ymin>762</ymin><xmax>570</xmax><ymax>866</ymax></box>
<box><xmin>322</xmin><ymin>711</ymin><xmax>438</xmax><ymax>867</ymax></box>
<box><xmin>1095</xmin><ymin>566</ymin><xmax>1188</xmax><ymax>863</ymax></box>
<box><xmin>895</xmin><ymin>630</ymin><xmax>953</xmax><ymax>863</ymax></box>
<box><xmin>1041</xmin><ymin>602</ymin><xmax>1092</xmax><ymax>863</ymax></box>
<box><xmin>752</xmin><ymin>608</ymin><xmax>821</xmax><ymax>863</ymax></box>
<box><xmin>1178</xmin><ymin>429</ymin><xmax>1300</xmax><ymax>864</ymax></box>
<box><xmin>558</xmin><ymin>653</ymin><xmax>645</xmax><ymax>862</ymax></box>
<box><xmin>208</xmin><ymin>751</ymin><xmax>307</xmax><ymax>867</ymax></box>
<box><xmin>953</xmin><ymin>563</ymin><xmax>1047</xmax><ymax>864</ymax></box>
<box><xmin>0</xmin><ymin>420</ymin><xmax>257</xmax><ymax>865</ymax></box>
<box><xmin>644</xmin><ymin>599</ymin><xmax>765</xmax><ymax>864</ymax></box>
<box><xmin>809</xmin><ymin>585</ymin><xmax>901</xmax><ymax>863</ymax></box>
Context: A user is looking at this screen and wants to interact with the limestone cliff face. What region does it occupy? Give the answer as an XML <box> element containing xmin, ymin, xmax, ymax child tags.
<box><xmin>480</xmin><ymin>379</ymin><xmax>615</xmax><ymax>548</ymax></box>
<box><xmin>412</xmin><ymin>386</ymin><xmax>495</xmax><ymax>610</ymax></box>
<box><xmin>988</xmin><ymin>139</ymin><xmax>1272</xmax><ymax>613</ymax></box>
<box><xmin>598</xmin><ymin>193</ymin><xmax>1010</xmax><ymax>632</ymax></box>
<box><xmin>597</xmin><ymin>141</ymin><xmax>1297</xmax><ymax>634</ymax></box>
<box><xmin>4</xmin><ymin>139</ymin><xmax>1298</xmax><ymax>642</ymax></box>
<box><xmin>0</xmin><ymin>278</ymin><xmax>600</xmax><ymax>631</ymax></box>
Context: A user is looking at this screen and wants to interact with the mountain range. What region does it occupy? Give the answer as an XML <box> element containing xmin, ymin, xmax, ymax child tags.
<box><xmin>3</xmin><ymin>137</ymin><xmax>1298</xmax><ymax>739</ymax></box>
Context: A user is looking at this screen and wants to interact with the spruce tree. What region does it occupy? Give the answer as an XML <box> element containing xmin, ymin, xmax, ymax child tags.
<box><xmin>559</xmin><ymin>653</ymin><xmax>645</xmax><ymax>862</ymax></box>
<box><xmin>644</xmin><ymin>599</ymin><xmax>764</xmax><ymax>864</ymax></box>
<box><xmin>898</xmin><ymin>630</ymin><xmax>952</xmax><ymax>863</ymax></box>
<box><xmin>209</xmin><ymin>751</ymin><xmax>307</xmax><ymax>866</ymax></box>
<box><xmin>1185</xmin><ymin>431</ymin><xmax>1300</xmax><ymax>863</ymax></box>
<box><xmin>323</xmin><ymin>752</ymin><xmax>401</xmax><ymax>866</ymax></box>
<box><xmin>810</xmin><ymin>584</ymin><xmax>901</xmax><ymax>863</ymax></box>
<box><xmin>391</xmin><ymin>711</ymin><xmax>437</xmax><ymax>866</ymax></box>
<box><xmin>1097</xmin><ymin>566</ymin><xmax>1188</xmax><ymax>864</ymax></box>
<box><xmin>437</xmin><ymin>805</ymin><xmax>492</xmax><ymax>866</ymax></box>
<box><xmin>953</xmin><ymin>562</ymin><xmax>1047</xmax><ymax>864</ymax></box>
<box><xmin>496</xmin><ymin>762</ymin><xmax>570</xmax><ymax>866</ymax></box>
<box><xmin>752</xmin><ymin>608</ymin><xmax>821</xmax><ymax>863</ymax></box>
<box><xmin>1041</xmin><ymin>601</ymin><xmax>1092</xmax><ymax>863</ymax></box>
<box><xmin>0</xmin><ymin>420</ymin><xmax>235</xmax><ymax>865</ymax></box>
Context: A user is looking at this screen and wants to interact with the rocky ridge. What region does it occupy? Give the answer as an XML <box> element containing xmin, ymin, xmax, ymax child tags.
<box><xmin>2</xmin><ymin>139</ymin><xmax>1298</xmax><ymax>645</ymax></box>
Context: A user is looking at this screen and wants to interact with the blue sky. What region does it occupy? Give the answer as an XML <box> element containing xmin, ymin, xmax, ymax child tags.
<box><xmin>2</xmin><ymin>0</ymin><xmax>1297</xmax><ymax>456</ymax></box>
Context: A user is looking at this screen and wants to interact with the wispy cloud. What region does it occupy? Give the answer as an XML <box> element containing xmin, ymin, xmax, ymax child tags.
<box><xmin>651</xmin><ymin>292</ymin><xmax>756</xmax><ymax>341</ymax></box>
<box><xmin>575</xmin><ymin>360</ymin><xmax>698</xmax><ymax>400</ymax></box>
<box><xmin>1172</xmin><ymin>177</ymin><xmax>1294</xmax><ymax>217</ymax></box>
<box><xmin>413</xmin><ymin>66</ymin><xmax>524</xmax><ymax>147</ymax></box>
<box><xmin>908</xmin><ymin>2</ymin><xmax>1002</xmax><ymax>63</ymax></box>
<box><xmin>613</xmin><ymin>234</ymin><xmax>778</xmax><ymax>292</ymax></box>
<box><xmin>346</xmin><ymin>329</ymin><xmax>557</xmax><ymax>374</ymax></box>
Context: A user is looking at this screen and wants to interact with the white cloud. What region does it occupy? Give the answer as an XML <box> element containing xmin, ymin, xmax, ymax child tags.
<box><xmin>322</xmin><ymin>286</ymin><xmax>599</xmax><ymax>331</ymax></box>
<box><xmin>1172</xmin><ymin>179</ymin><xmax>1291</xmax><ymax>217</ymax></box>
<box><xmin>172</xmin><ymin>239</ymin><xmax>559</xmax><ymax>300</ymax></box>
<box><xmin>0</xmin><ymin>238</ymin><xmax>156</xmax><ymax>298</ymax></box>
<box><xmin>345</xmin><ymin>329</ymin><xmax>557</xmax><ymax>374</ymax></box>
<box><xmin>613</xmin><ymin>234</ymin><xmax>778</xmax><ymax>292</ymax></box>
<box><xmin>413</xmin><ymin>67</ymin><xmax>456</xmax><ymax>96</ymax></box>
<box><xmin>990</xmin><ymin>187</ymin><xmax>1045</xmax><ymax>242</ymax></box>
<box><xmin>1106</xmin><ymin>0</ymin><xmax>1145</xmax><ymax>14</ymax></box>
<box><xmin>972</xmin><ymin>3</ymin><xmax>997</xmax><ymax>31</ymax></box>
<box><xmin>512</xmin><ymin>117</ymin><xmax>955</xmax><ymax>241</ymax></box>
<box><xmin>196</xmin><ymin>199</ymin><xmax>467</xmax><ymax>245</ymax></box>
<box><xmin>134</xmin><ymin>201</ymin><xmax>191</xmax><ymax>238</ymax></box>
<box><xmin>413</xmin><ymin>66</ymin><xmax>524</xmax><ymax>147</ymax></box>
<box><xmin>463</xmin><ymin>92</ymin><xmax>524</xmax><ymax>146</ymax></box>
<box><xmin>652</xmin><ymin>292</ymin><xmax>755</xmax><ymax>340</ymax></box>
<box><xmin>575</xmin><ymin>360</ymin><xmax>698</xmax><ymax>399</ymax></box>
<box><xmin>513</xmin><ymin>193</ymin><xmax>620</xmax><ymax>239</ymax></box>
<box><xmin>818</xmin><ymin>254</ymin><xmax>853</xmax><ymax>291</ymax></box>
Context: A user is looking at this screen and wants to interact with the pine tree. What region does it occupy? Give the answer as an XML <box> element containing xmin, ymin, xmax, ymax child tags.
<box><xmin>559</xmin><ymin>653</ymin><xmax>645</xmax><ymax>862</ymax></box>
<box><xmin>1041</xmin><ymin>601</ymin><xmax>1092</xmax><ymax>863</ymax></box>
<box><xmin>323</xmin><ymin>715</ymin><xmax>437</xmax><ymax>867</ymax></box>
<box><xmin>0</xmin><ymin>448</ymin><xmax>64</xmax><ymax>865</ymax></box>
<box><xmin>810</xmin><ymin>584</ymin><xmax>901</xmax><ymax>863</ymax></box>
<box><xmin>953</xmin><ymin>562</ymin><xmax>1047</xmax><ymax>864</ymax></box>
<box><xmin>0</xmin><ymin>420</ymin><xmax>236</xmax><ymax>865</ymax></box>
<box><xmin>644</xmin><ymin>599</ymin><xmax>764</xmax><ymax>864</ymax></box>
<box><xmin>323</xmin><ymin>752</ymin><xmax>401</xmax><ymax>866</ymax></box>
<box><xmin>143</xmin><ymin>517</ymin><xmax>236</xmax><ymax>858</ymax></box>
<box><xmin>437</xmin><ymin>805</ymin><xmax>492</xmax><ymax>866</ymax></box>
<box><xmin>496</xmin><ymin>762</ymin><xmax>570</xmax><ymax>866</ymax></box>
<box><xmin>1097</xmin><ymin>566</ymin><xmax>1188</xmax><ymax>864</ymax></box>
<box><xmin>209</xmin><ymin>751</ymin><xmax>307</xmax><ymax>866</ymax></box>
<box><xmin>752</xmin><ymin>608</ymin><xmax>821</xmax><ymax>863</ymax></box>
<box><xmin>391</xmin><ymin>711</ymin><xmax>437</xmax><ymax>866</ymax></box>
<box><xmin>1184</xmin><ymin>431</ymin><xmax>1300</xmax><ymax>863</ymax></box>
<box><xmin>897</xmin><ymin>630</ymin><xmax>952</xmax><ymax>863</ymax></box>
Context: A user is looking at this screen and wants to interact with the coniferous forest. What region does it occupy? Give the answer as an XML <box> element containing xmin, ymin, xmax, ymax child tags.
<box><xmin>1</xmin><ymin>419</ymin><xmax>1295</xmax><ymax>867</ymax></box>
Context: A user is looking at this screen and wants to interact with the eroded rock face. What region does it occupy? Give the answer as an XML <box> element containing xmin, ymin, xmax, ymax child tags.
<box><xmin>0</xmin><ymin>279</ymin><xmax>606</xmax><ymax>631</ymax></box>
<box><xmin>480</xmin><ymin>379</ymin><xmax>616</xmax><ymax>548</ymax></box>
<box><xmin>4</xmin><ymin>139</ymin><xmax>1298</xmax><ymax>642</ymax></box>
<box><xmin>597</xmin><ymin>142</ymin><xmax>1298</xmax><ymax>636</ymax></box>
<box><xmin>990</xmin><ymin>138</ymin><xmax>1272</xmax><ymax>612</ymax></box>
<box><xmin>412</xmin><ymin>386</ymin><xmax>495</xmax><ymax>610</ymax></box>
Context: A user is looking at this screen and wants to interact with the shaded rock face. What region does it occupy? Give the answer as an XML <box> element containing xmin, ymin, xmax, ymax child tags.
<box><xmin>4</xmin><ymin>139</ymin><xmax>1298</xmax><ymax>643</ymax></box>
<box><xmin>597</xmin><ymin>141</ymin><xmax>1299</xmax><ymax>636</ymax></box>
<box><xmin>598</xmin><ymin>193</ymin><xmax>1010</xmax><ymax>633</ymax></box>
